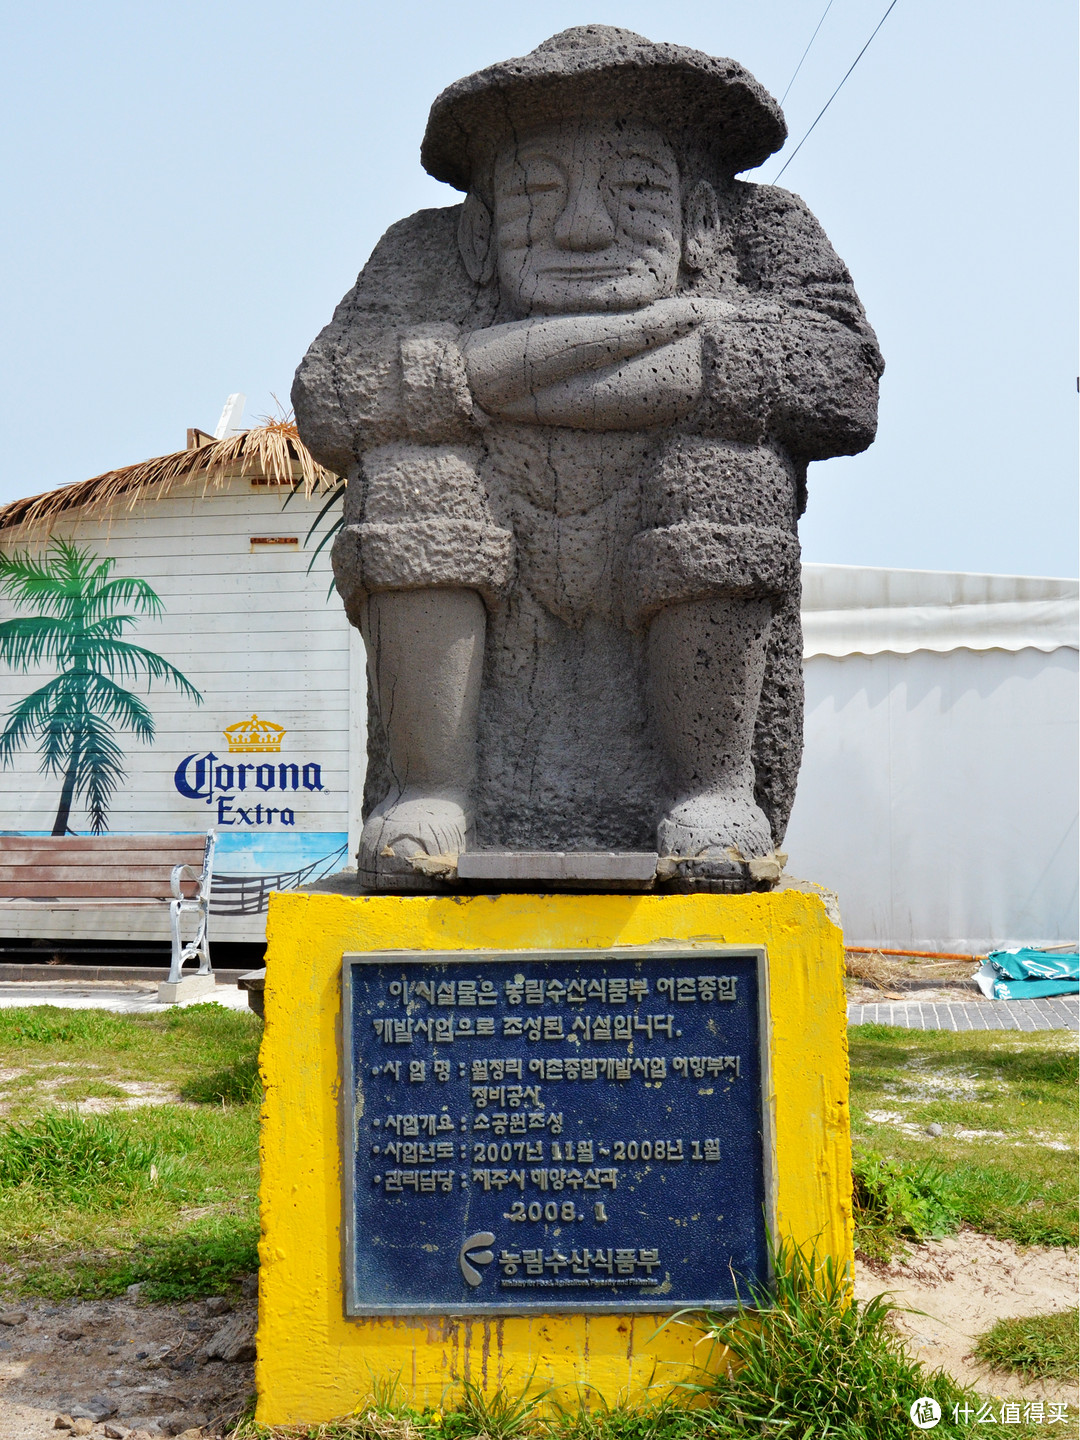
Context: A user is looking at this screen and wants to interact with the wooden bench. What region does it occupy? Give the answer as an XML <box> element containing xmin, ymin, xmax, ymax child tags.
<box><xmin>0</xmin><ymin>832</ymin><xmax>217</xmax><ymax>985</ymax></box>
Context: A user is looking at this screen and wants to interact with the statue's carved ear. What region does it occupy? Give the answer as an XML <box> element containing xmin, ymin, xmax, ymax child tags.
<box><xmin>683</xmin><ymin>180</ymin><xmax>720</xmax><ymax>273</ymax></box>
<box><xmin>458</xmin><ymin>193</ymin><xmax>496</xmax><ymax>284</ymax></box>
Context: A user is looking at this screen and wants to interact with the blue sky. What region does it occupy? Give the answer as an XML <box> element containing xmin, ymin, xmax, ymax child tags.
<box><xmin>1</xmin><ymin>0</ymin><xmax>1076</xmax><ymax>576</ymax></box>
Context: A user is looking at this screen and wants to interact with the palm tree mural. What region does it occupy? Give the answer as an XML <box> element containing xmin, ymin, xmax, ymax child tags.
<box><xmin>0</xmin><ymin>539</ymin><xmax>201</xmax><ymax>835</ymax></box>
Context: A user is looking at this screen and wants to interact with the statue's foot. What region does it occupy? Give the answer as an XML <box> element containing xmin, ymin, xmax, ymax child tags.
<box><xmin>657</xmin><ymin>793</ymin><xmax>777</xmax><ymax>893</ymax></box>
<box><xmin>358</xmin><ymin>789</ymin><xmax>472</xmax><ymax>892</ymax></box>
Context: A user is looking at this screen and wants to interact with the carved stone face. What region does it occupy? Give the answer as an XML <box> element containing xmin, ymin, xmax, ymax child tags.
<box><xmin>492</xmin><ymin>119</ymin><xmax>683</xmax><ymax>315</ymax></box>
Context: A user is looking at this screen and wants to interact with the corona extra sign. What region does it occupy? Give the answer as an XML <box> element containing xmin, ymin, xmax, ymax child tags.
<box><xmin>174</xmin><ymin>713</ymin><xmax>325</xmax><ymax>828</ymax></box>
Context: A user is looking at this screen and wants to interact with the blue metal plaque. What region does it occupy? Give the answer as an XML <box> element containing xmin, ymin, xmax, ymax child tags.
<box><xmin>343</xmin><ymin>947</ymin><xmax>772</xmax><ymax>1315</ymax></box>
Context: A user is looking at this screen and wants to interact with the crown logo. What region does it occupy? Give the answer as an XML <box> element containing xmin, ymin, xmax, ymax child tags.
<box><xmin>223</xmin><ymin>714</ymin><xmax>286</xmax><ymax>754</ymax></box>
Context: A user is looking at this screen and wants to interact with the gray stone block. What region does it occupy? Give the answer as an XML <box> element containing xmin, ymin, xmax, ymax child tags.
<box><xmin>156</xmin><ymin>974</ymin><xmax>215</xmax><ymax>1005</ymax></box>
<box><xmin>204</xmin><ymin>1313</ymin><xmax>255</xmax><ymax>1364</ymax></box>
<box><xmin>457</xmin><ymin>851</ymin><xmax>658</xmax><ymax>887</ymax></box>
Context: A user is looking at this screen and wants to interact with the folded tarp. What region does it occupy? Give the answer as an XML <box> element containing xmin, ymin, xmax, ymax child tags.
<box><xmin>975</xmin><ymin>948</ymin><xmax>1080</xmax><ymax>1000</ymax></box>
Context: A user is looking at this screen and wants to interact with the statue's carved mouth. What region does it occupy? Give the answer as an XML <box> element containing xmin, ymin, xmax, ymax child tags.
<box><xmin>538</xmin><ymin>265</ymin><xmax>632</xmax><ymax>279</ymax></box>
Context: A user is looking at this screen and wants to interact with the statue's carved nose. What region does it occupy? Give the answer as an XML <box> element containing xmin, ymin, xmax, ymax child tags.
<box><xmin>553</xmin><ymin>183</ymin><xmax>616</xmax><ymax>251</ymax></box>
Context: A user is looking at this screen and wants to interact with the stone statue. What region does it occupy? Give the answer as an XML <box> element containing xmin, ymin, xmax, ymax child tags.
<box><xmin>293</xmin><ymin>26</ymin><xmax>882</xmax><ymax>893</ymax></box>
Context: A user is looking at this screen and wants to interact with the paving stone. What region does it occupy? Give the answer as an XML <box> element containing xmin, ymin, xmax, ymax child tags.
<box><xmin>849</xmin><ymin>996</ymin><xmax>1078</xmax><ymax>1032</ymax></box>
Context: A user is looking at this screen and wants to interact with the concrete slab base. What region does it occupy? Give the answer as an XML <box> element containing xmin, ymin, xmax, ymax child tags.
<box><xmin>456</xmin><ymin>851</ymin><xmax>658</xmax><ymax>888</ymax></box>
<box><xmin>0</xmin><ymin>980</ymin><xmax>249</xmax><ymax>1013</ymax></box>
<box><xmin>156</xmin><ymin>972</ymin><xmax>217</xmax><ymax>1004</ymax></box>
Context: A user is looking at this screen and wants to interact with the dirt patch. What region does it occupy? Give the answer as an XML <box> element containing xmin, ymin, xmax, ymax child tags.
<box><xmin>856</xmin><ymin>1230</ymin><xmax>1079</xmax><ymax>1405</ymax></box>
<box><xmin>0</xmin><ymin>1074</ymin><xmax>182</xmax><ymax>1118</ymax></box>
<box><xmin>0</xmin><ymin>1295</ymin><xmax>253</xmax><ymax>1437</ymax></box>
<box><xmin>863</xmin><ymin>1109</ymin><xmax>1072</xmax><ymax>1150</ymax></box>
<box><xmin>846</xmin><ymin>978</ymin><xmax>991</xmax><ymax>1004</ymax></box>
<box><xmin>73</xmin><ymin>1082</ymin><xmax>181</xmax><ymax>1115</ymax></box>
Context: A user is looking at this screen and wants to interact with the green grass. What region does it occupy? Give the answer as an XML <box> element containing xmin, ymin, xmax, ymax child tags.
<box><xmin>848</xmin><ymin>1026</ymin><xmax>1078</xmax><ymax>1256</ymax></box>
<box><xmin>974</xmin><ymin>1308</ymin><xmax>1079</xmax><ymax>1382</ymax></box>
<box><xmin>852</xmin><ymin>1151</ymin><xmax>960</xmax><ymax>1259</ymax></box>
<box><xmin>182</xmin><ymin>1051</ymin><xmax>263</xmax><ymax>1106</ymax></box>
<box><xmin>0</xmin><ymin>1006</ymin><xmax>136</xmax><ymax>1047</ymax></box>
<box><xmin>681</xmin><ymin>1240</ymin><xmax>972</xmax><ymax>1440</ymax></box>
<box><xmin>440</xmin><ymin>1378</ymin><xmax>552</xmax><ymax>1440</ymax></box>
<box><xmin>227</xmin><ymin>1242</ymin><xmax>1036</xmax><ymax>1440</ymax></box>
<box><xmin>0</xmin><ymin>1003</ymin><xmax>261</xmax><ymax>1299</ymax></box>
<box><xmin>18</xmin><ymin>1219</ymin><xmax>259</xmax><ymax>1302</ymax></box>
<box><xmin>60</xmin><ymin>1078</ymin><xmax>130</xmax><ymax>1100</ymax></box>
<box><xmin>0</xmin><ymin>1107</ymin><xmax>171</xmax><ymax>1201</ymax></box>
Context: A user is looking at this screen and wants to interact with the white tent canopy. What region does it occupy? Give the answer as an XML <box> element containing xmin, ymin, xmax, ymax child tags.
<box><xmin>801</xmin><ymin>564</ymin><xmax>1079</xmax><ymax>658</ymax></box>
<box><xmin>786</xmin><ymin>565</ymin><xmax>1079</xmax><ymax>955</ymax></box>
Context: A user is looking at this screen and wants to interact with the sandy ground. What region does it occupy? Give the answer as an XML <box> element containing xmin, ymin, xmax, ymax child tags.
<box><xmin>856</xmin><ymin>1231</ymin><xmax>1079</xmax><ymax>1407</ymax></box>
<box><xmin>0</xmin><ymin>1067</ymin><xmax>182</xmax><ymax>1119</ymax></box>
<box><xmin>0</xmin><ymin>1294</ymin><xmax>254</xmax><ymax>1438</ymax></box>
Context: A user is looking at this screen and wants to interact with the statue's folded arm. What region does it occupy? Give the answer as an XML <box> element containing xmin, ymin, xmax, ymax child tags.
<box><xmin>695</xmin><ymin>183</ymin><xmax>884</xmax><ymax>460</ymax></box>
<box><xmin>292</xmin><ymin>207</ymin><xmax>482</xmax><ymax>473</ymax></box>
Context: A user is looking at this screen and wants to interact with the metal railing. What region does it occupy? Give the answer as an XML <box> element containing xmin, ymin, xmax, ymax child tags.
<box><xmin>209</xmin><ymin>843</ymin><xmax>349</xmax><ymax>915</ymax></box>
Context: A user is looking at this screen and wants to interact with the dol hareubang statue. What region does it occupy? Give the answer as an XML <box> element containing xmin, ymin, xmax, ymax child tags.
<box><xmin>293</xmin><ymin>26</ymin><xmax>882</xmax><ymax>893</ymax></box>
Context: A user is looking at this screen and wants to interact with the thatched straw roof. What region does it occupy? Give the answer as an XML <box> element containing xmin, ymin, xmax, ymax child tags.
<box><xmin>0</xmin><ymin>421</ymin><xmax>340</xmax><ymax>534</ymax></box>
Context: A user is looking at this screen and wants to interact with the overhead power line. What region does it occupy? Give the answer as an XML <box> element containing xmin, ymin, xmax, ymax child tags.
<box><xmin>772</xmin><ymin>0</ymin><xmax>901</xmax><ymax>184</ymax></box>
<box><xmin>780</xmin><ymin>0</ymin><xmax>837</xmax><ymax>106</ymax></box>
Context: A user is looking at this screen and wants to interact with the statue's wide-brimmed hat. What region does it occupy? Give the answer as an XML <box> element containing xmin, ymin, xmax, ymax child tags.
<box><xmin>422</xmin><ymin>25</ymin><xmax>787</xmax><ymax>191</ymax></box>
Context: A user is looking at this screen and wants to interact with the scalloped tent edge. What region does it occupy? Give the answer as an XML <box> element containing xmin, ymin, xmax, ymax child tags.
<box><xmin>800</xmin><ymin>563</ymin><xmax>1079</xmax><ymax>657</ymax></box>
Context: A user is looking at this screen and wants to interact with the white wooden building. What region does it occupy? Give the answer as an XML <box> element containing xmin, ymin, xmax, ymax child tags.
<box><xmin>0</xmin><ymin>425</ymin><xmax>361</xmax><ymax>943</ymax></box>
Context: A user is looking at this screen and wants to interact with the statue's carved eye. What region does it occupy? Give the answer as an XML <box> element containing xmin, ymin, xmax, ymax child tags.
<box><xmin>612</xmin><ymin>179</ymin><xmax>671</xmax><ymax>195</ymax></box>
<box><xmin>498</xmin><ymin>153</ymin><xmax>565</xmax><ymax>200</ymax></box>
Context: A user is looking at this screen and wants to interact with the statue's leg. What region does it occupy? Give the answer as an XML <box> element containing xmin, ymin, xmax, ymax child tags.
<box><xmin>648</xmin><ymin>596</ymin><xmax>775</xmax><ymax>888</ymax></box>
<box><xmin>358</xmin><ymin>587</ymin><xmax>485</xmax><ymax>890</ymax></box>
<box><xmin>751</xmin><ymin>586</ymin><xmax>804</xmax><ymax>848</ymax></box>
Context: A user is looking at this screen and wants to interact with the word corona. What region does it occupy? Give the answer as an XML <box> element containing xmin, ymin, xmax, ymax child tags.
<box><xmin>173</xmin><ymin>750</ymin><xmax>325</xmax><ymax>828</ymax></box>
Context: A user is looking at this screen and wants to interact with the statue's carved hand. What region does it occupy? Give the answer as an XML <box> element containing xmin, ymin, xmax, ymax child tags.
<box><xmin>463</xmin><ymin>297</ymin><xmax>733</xmax><ymax>430</ymax></box>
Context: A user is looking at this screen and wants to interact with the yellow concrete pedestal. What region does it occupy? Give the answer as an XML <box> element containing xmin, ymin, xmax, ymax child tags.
<box><xmin>255</xmin><ymin>888</ymin><xmax>851</xmax><ymax>1425</ymax></box>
